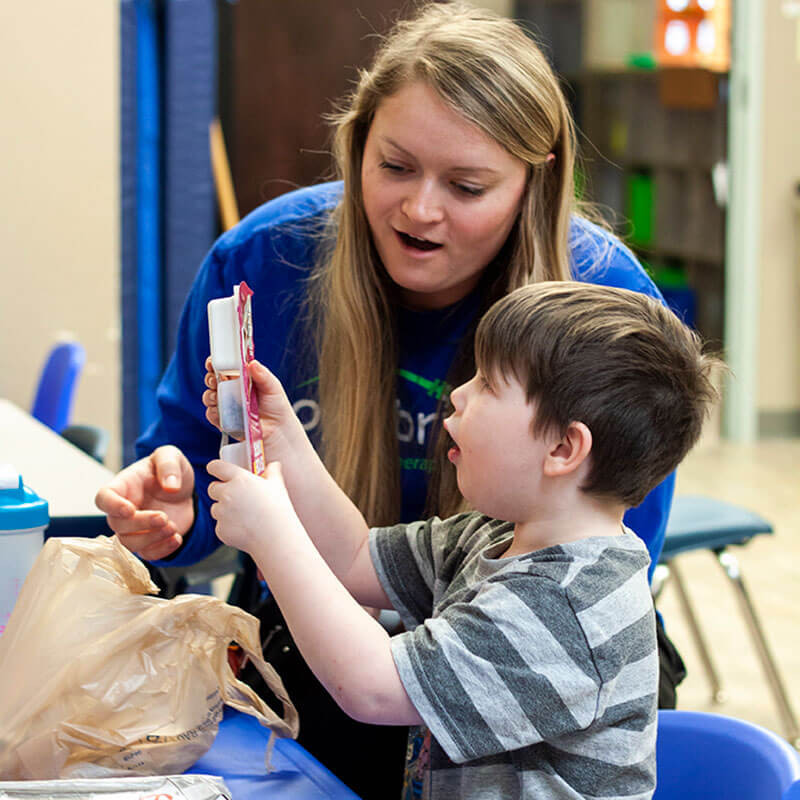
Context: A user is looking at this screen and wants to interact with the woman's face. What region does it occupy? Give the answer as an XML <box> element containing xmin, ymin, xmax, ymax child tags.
<box><xmin>361</xmin><ymin>81</ymin><xmax>528</xmax><ymax>310</ymax></box>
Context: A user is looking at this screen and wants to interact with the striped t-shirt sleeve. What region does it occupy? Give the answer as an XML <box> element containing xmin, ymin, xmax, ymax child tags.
<box><xmin>388</xmin><ymin>574</ymin><xmax>602</xmax><ymax>763</ymax></box>
<box><xmin>369</xmin><ymin>513</ymin><xmax>478</xmax><ymax>630</ymax></box>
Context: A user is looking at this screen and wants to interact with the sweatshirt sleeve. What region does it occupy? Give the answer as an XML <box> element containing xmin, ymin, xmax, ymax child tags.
<box><xmin>136</xmin><ymin>247</ymin><xmax>233</xmax><ymax>566</ymax></box>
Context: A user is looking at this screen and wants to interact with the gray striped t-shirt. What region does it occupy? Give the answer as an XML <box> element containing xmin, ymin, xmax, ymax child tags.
<box><xmin>369</xmin><ymin>512</ymin><xmax>657</xmax><ymax>800</ymax></box>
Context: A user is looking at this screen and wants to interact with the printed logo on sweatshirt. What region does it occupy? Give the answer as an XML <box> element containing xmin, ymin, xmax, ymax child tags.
<box><xmin>291</xmin><ymin>368</ymin><xmax>447</xmax><ymax>454</ymax></box>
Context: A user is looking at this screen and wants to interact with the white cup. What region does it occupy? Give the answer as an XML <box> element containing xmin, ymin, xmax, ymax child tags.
<box><xmin>0</xmin><ymin>464</ymin><xmax>49</xmax><ymax>635</ymax></box>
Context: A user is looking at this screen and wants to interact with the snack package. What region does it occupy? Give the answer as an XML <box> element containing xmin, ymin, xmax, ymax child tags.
<box><xmin>0</xmin><ymin>775</ymin><xmax>231</xmax><ymax>800</ymax></box>
<box><xmin>207</xmin><ymin>282</ymin><xmax>266</xmax><ymax>476</ymax></box>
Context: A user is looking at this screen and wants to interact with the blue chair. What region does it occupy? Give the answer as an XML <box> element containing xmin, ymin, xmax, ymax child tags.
<box><xmin>31</xmin><ymin>341</ymin><xmax>86</xmax><ymax>432</ymax></box>
<box><xmin>653</xmin><ymin>495</ymin><xmax>800</xmax><ymax>747</ymax></box>
<box><xmin>655</xmin><ymin>709</ymin><xmax>800</xmax><ymax>799</ymax></box>
<box><xmin>785</xmin><ymin>780</ymin><xmax>800</xmax><ymax>800</ymax></box>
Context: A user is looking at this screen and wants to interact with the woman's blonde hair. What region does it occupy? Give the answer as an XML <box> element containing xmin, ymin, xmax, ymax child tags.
<box><xmin>309</xmin><ymin>0</ymin><xmax>578</xmax><ymax>524</ymax></box>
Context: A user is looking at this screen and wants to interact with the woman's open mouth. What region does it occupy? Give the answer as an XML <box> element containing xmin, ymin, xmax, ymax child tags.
<box><xmin>397</xmin><ymin>230</ymin><xmax>442</xmax><ymax>252</ymax></box>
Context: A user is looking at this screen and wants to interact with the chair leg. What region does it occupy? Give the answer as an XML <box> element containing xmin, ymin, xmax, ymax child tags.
<box><xmin>716</xmin><ymin>550</ymin><xmax>800</xmax><ymax>748</ymax></box>
<box><xmin>651</xmin><ymin>563</ymin><xmax>670</xmax><ymax>601</ymax></box>
<box><xmin>666</xmin><ymin>557</ymin><xmax>727</xmax><ymax>704</ymax></box>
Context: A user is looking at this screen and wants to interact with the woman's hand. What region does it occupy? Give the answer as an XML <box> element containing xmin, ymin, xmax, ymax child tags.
<box><xmin>94</xmin><ymin>445</ymin><xmax>196</xmax><ymax>560</ymax></box>
<box><xmin>202</xmin><ymin>357</ymin><xmax>224</xmax><ymax>432</ymax></box>
<box><xmin>203</xmin><ymin>357</ymin><xmax>303</xmax><ymax>456</ymax></box>
<box><xmin>202</xmin><ymin>357</ymin><xmax>245</xmax><ymax>439</ymax></box>
<box><xmin>207</xmin><ymin>459</ymin><xmax>300</xmax><ymax>555</ymax></box>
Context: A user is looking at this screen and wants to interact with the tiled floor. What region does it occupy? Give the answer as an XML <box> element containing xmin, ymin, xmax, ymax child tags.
<box><xmin>657</xmin><ymin>429</ymin><xmax>800</xmax><ymax>747</ymax></box>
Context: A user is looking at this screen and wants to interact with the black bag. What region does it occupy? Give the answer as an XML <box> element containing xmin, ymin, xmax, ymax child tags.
<box><xmin>656</xmin><ymin>614</ymin><xmax>687</xmax><ymax>709</ymax></box>
<box><xmin>231</xmin><ymin>564</ymin><xmax>407</xmax><ymax>800</ymax></box>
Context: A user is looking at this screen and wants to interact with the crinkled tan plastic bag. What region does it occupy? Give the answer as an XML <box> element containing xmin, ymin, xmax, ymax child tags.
<box><xmin>0</xmin><ymin>536</ymin><xmax>298</xmax><ymax>780</ymax></box>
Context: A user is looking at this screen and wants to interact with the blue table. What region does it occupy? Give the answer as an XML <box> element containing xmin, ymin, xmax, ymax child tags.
<box><xmin>187</xmin><ymin>709</ymin><xmax>361</xmax><ymax>800</ymax></box>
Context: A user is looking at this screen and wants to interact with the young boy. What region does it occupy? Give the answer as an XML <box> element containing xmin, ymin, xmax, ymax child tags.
<box><xmin>204</xmin><ymin>281</ymin><xmax>719</xmax><ymax>800</ymax></box>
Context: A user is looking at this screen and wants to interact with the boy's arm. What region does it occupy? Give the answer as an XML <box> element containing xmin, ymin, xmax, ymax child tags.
<box><xmin>207</xmin><ymin>460</ymin><xmax>423</xmax><ymax>725</ymax></box>
<box><xmin>205</xmin><ymin>359</ymin><xmax>381</xmax><ymax>599</ymax></box>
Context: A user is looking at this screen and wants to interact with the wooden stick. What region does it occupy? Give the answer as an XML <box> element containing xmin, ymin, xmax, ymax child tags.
<box><xmin>209</xmin><ymin>117</ymin><xmax>240</xmax><ymax>231</ymax></box>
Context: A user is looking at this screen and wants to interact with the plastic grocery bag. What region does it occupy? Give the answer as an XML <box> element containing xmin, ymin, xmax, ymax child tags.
<box><xmin>0</xmin><ymin>536</ymin><xmax>298</xmax><ymax>780</ymax></box>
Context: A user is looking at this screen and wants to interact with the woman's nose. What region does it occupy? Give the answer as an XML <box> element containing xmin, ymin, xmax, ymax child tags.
<box><xmin>401</xmin><ymin>179</ymin><xmax>444</xmax><ymax>224</ymax></box>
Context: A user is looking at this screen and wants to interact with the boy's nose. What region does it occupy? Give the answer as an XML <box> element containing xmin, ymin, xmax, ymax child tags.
<box><xmin>448</xmin><ymin>383</ymin><xmax>465</xmax><ymax>411</ymax></box>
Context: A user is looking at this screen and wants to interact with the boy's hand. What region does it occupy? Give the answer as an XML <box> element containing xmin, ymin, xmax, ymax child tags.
<box><xmin>203</xmin><ymin>357</ymin><xmax>303</xmax><ymax>456</ymax></box>
<box><xmin>207</xmin><ymin>459</ymin><xmax>299</xmax><ymax>555</ymax></box>
<box><xmin>245</xmin><ymin>359</ymin><xmax>301</xmax><ymax>449</ymax></box>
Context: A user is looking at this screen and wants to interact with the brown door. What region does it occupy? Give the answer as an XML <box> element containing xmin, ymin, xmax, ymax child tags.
<box><xmin>220</xmin><ymin>1</ymin><xmax>407</xmax><ymax>216</ymax></box>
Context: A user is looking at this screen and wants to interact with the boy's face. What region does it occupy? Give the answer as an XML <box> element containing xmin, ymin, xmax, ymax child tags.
<box><xmin>443</xmin><ymin>369</ymin><xmax>549</xmax><ymax>522</ymax></box>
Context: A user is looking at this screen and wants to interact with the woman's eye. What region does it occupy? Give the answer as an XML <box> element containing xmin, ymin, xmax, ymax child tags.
<box><xmin>454</xmin><ymin>183</ymin><xmax>485</xmax><ymax>197</ymax></box>
<box><xmin>379</xmin><ymin>160</ymin><xmax>407</xmax><ymax>174</ymax></box>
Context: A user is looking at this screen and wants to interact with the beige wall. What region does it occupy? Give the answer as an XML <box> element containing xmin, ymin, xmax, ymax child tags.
<box><xmin>757</xmin><ymin>3</ymin><xmax>800</xmax><ymax>419</ymax></box>
<box><xmin>0</xmin><ymin>1</ymin><xmax>796</xmax><ymax>477</ymax></box>
<box><xmin>0</xmin><ymin>3</ymin><xmax>121</xmax><ymax>470</ymax></box>
<box><xmin>480</xmin><ymin>0</ymin><xmax>514</xmax><ymax>16</ymax></box>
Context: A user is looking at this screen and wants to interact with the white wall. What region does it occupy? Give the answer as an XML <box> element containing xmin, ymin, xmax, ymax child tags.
<box><xmin>757</xmin><ymin>2</ymin><xmax>800</xmax><ymax>423</ymax></box>
<box><xmin>0</xmin><ymin>3</ymin><xmax>121</xmax><ymax>469</ymax></box>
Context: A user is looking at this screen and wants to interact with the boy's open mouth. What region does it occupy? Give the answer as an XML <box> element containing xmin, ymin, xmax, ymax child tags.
<box><xmin>397</xmin><ymin>231</ymin><xmax>442</xmax><ymax>252</ymax></box>
<box><xmin>445</xmin><ymin>431</ymin><xmax>460</xmax><ymax>462</ymax></box>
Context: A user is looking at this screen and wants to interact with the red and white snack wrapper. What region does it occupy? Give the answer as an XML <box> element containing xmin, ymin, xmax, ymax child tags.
<box><xmin>233</xmin><ymin>282</ymin><xmax>267</xmax><ymax>477</ymax></box>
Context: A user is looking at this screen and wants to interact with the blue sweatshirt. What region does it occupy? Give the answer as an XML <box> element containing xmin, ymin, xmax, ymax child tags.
<box><xmin>138</xmin><ymin>181</ymin><xmax>674</xmax><ymax>577</ymax></box>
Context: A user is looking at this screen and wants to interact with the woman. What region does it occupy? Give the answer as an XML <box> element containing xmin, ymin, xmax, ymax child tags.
<box><xmin>96</xmin><ymin>3</ymin><xmax>679</xmax><ymax>796</ymax></box>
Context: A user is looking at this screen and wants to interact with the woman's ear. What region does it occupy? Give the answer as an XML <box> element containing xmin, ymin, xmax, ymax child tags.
<box><xmin>543</xmin><ymin>421</ymin><xmax>592</xmax><ymax>478</ymax></box>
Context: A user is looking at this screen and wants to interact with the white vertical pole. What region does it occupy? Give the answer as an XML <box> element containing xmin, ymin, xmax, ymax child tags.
<box><xmin>723</xmin><ymin>0</ymin><xmax>764</xmax><ymax>441</ymax></box>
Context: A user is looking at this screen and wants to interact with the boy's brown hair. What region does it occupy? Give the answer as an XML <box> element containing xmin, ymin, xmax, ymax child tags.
<box><xmin>475</xmin><ymin>281</ymin><xmax>721</xmax><ymax>507</ymax></box>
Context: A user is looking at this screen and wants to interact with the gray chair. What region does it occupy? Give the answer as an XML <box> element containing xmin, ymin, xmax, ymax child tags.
<box><xmin>61</xmin><ymin>423</ymin><xmax>109</xmax><ymax>464</ymax></box>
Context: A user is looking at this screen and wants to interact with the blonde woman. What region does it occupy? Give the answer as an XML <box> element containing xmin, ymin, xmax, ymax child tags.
<box><xmin>97</xmin><ymin>3</ymin><xmax>680</xmax><ymax>796</ymax></box>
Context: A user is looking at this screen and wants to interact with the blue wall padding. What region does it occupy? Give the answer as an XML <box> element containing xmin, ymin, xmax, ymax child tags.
<box><xmin>163</xmin><ymin>0</ymin><xmax>217</xmax><ymax>359</ymax></box>
<box><xmin>135</xmin><ymin>0</ymin><xmax>164</xmax><ymax>444</ymax></box>
<box><xmin>119</xmin><ymin>0</ymin><xmax>217</xmax><ymax>465</ymax></box>
<box><xmin>120</xmin><ymin>0</ymin><xmax>140</xmax><ymax>466</ymax></box>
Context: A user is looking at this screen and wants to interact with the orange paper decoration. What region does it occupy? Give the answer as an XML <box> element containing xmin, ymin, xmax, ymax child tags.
<box><xmin>655</xmin><ymin>0</ymin><xmax>730</xmax><ymax>71</ymax></box>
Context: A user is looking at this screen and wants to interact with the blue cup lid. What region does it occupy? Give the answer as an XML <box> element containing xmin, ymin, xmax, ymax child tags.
<box><xmin>0</xmin><ymin>463</ymin><xmax>49</xmax><ymax>531</ymax></box>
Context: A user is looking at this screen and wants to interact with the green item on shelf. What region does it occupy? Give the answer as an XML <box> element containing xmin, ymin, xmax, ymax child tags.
<box><xmin>626</xmin><ymin>171</ymin><xmax>654</xmax><ymax>247</ymax></box>
<box><xmin>653</xmin><ymin>263</ymin><xmax>689</xmax><ymax>290</ymax></box>
<box><xmin>627</xmin><ymin>52</ymin><xmax>657</xmax><ymax>71</ymax></box>
<box><xmin>610</xmin><ymin>119</ymin><xmax>627</xmax><ymax>158</ymax></box>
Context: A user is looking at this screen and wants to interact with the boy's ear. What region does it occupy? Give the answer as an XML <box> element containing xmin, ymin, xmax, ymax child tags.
<box><xmin>543</xmin><ymin>421</ymin><xmax>592</xmax><ymax>478</ymax></box>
